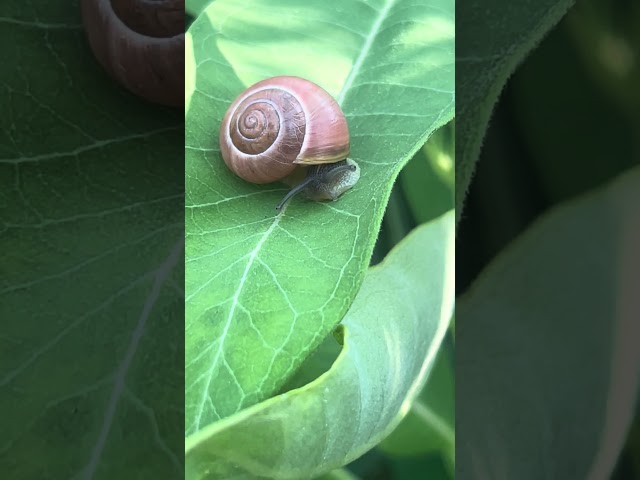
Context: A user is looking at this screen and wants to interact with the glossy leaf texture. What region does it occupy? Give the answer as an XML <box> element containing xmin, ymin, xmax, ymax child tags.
<box><xmin>455</xmin><ymin>0</ymin><xmax>575</xmax><ymax>221</ymax></box>
<box><xmin>185</xmin><ymin>0</ymin><xmax>454</xmax><ymax>432</ymax></box>
<box><xmin>457</xmin><ymin>167</ymin><xmax>640</xmax><ymax>478</ymax></box>
<box><xmin>186</xmin><ymin>210</ymin><xmax>455</xmax><ymax>479</ymax></box>
<box><xmin>0</xmin><ymin>2</ymin><xmax>184</xmax><ymax>479</ymax></box>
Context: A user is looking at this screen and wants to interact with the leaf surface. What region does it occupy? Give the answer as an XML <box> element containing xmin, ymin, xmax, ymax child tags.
<box><xmin>457</xmin><ymin>167</ymin><xmax>640</xmax><ymax>479</ymax></box>
<box><xmin>455</xmin><ymin>0</ymin><xmax>575</xmax><ymax>221</ymax></box>
<box><xmin>185</xmin><ymin>0</ymin><xmax>454</xmax><ymax>431</ymax></box>
<box><xmin>186</xmin><ymin>210</ymin><xmax>455</xmax><ymax>479</ymax></box>
<box><xmin>400</xmin><ymin>122</ymin><xmax>454</xmax><ymax>225</ymax></box>
<box><xmin>186</xmin><ymin>0</ymin><xmax>213</xmax><ymax>17</ymax></box>
<box><xmin>378</xmin><ymin>344</ymin><xmax>454</xmax><ymax>470</ymax></box>
<box><xmin>0</xmin><ymin>2</ymin><xmax>184</xmax><ymax>478</ymax></box>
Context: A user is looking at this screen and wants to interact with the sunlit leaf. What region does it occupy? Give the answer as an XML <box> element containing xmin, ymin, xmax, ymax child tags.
<box><xmin>186</xmin><ymin>211</ymin><xmax>455</xmax><ymax>479</ymax></box>
<box><xmin>185</xmin><ymin>0</ymin><xmax>454</xmax><ymax>432</ymax></box>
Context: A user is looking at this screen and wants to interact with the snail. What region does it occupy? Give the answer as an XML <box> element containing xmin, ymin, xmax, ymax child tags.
<box><xmin>81</xmin><ymin>0</ymin><xmax>184</xmax><ymax>107</ymax></box>
<box><xmin>219</xmin><ymin>76</ymin><xmax>360</xmax><ymax>211</ymax></box>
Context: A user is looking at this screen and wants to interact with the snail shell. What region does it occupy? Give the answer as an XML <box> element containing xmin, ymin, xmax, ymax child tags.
<box><xmin>219</xmin><ymin>76</ymin><xmax>350</xmax><ymax>184</ymax></box>
<box><xmin>81</xmin><ymin>0</ymin><xmax>184</xmax><ymax>107</ymax></box>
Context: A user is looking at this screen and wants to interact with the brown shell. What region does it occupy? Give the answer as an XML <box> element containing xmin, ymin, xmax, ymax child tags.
<box><xmin>81</xmin><ymin>0</ymin><xmax>184</xmax><ymax>107</ymax></box>
<box><xmin>219</xmin><ymin>76</ymin><xmax>350</xmax><ymax>184</ymax></box>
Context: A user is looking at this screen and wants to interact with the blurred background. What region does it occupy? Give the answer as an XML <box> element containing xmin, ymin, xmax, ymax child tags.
<box><xmin>458</xmin><ymin>0</ymin><xmax>640</xmax><ymax>292</ymax></box>
<box><xmin>456</xmin><ymin>0</ymin><xmax>640</xmax><ymax>477</ymax></box>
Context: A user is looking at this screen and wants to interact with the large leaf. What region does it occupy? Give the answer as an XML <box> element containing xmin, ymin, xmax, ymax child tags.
<box><xmin>185</xmin><ymin>0</ymin><xmax>454</xmax><ymax>432</ymax></box>
<box><xmin>377</xmin><ymin>343</ymin><xmax>454</xmax><ymax>470</ymax></box>
<box><xmin>0</xmin><ymin>2</ymin><xmax>183</xmax><ymax>478</ymax></box>
<box><xmin>455</xmin><ymin>0</ymin><xmax>575</xmax><ymax>221</ymax></box>
<box><xmin>186</xmin><ymin>210</ymin><xmax>455</xmax><ymax>479</ymax></box>
<box><xmin>186</xmin><ymin>0</ymin><xmax>213</xmax><ymax>17</ymax></box>
<box><xmin>457</xmin><ymin>167</ymin><xmax>640</xmax><ymax>478</ymax></box>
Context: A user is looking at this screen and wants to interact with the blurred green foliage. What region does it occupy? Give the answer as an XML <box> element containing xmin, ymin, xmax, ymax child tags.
<box><xmin>457</xmin><ymin>0</ymin><xmax>640</xmax><ymax>477</ymax></box>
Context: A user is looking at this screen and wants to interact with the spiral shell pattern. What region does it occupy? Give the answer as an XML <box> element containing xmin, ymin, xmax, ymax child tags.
<box><xmin>220</xmin><ymin>76</ymin><xmax>350</xmax><ymax>184</ymax></box>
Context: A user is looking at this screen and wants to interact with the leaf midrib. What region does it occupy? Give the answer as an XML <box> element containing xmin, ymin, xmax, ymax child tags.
<box><xmin>337</xmin><ymin>0</ymin><xmax>395</xmax><ymax>105</ymax></box>
<box><xmin>82</xmin><ymin>238</ymin><xmax>184</xmax><ymax>479</ymax></box>
<box><xmin>190</xmin><ymin>0</ymin><xmax>401</xmax><ymax>429</ymax></box>
<box><xmin>192</xmin><ymin>212</ymin><xmax>284</xmax><ymax>430</ymax></box>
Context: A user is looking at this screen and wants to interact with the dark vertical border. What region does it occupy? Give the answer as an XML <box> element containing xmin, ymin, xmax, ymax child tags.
<box><xmin>0</xmin><ymin>1</ymin><xmax>185</xmax><ymax>478</ymax></box>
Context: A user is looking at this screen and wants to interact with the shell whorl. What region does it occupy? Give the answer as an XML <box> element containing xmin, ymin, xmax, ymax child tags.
<box><xmin>220</xmin><ymin>76</ymin><xmax>350</xmax><ymax>185</ymax></box>
<box><xmin>229</xmin><ymin>88</ymin><xmax>306</xmax><ymax>158</ymax></box>
<box><xmin>81</xmin><ymin>0</ymin><xmax>184</xmax><ymax>107</ymax></box>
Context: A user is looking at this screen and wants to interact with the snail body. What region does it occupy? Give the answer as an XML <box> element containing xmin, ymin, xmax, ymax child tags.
<box><xmin>81</xmin><ymin>0</ymin><xmax>184</xmax><ymax>107</ymax></box>
<box><xmin>219</xmin><ymin>76</ymin><xmax>359</xmax><ymax>210</ymax></box>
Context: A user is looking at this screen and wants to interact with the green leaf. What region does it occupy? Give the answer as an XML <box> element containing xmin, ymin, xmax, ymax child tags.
<box><xmin>316</xmin><ymin>469</ymin><xmax>361</xmax><ymax>480</ymax></box>
<box><xmin>457</xmin><ymin>167</ymin><xmax>640</xmax><ymax>478</ymax></box>
<box><xmin>0</xmin><ymin>3</ymin><xmax>183</xmax><ymax>479</ymax></box>
<box><xmin>185</xmin><ymin>210</ymin><xmax>455</xmax><ymax>479</ymax></box>
<box><xmin>400</xmin><ymin>121</ymin><xmax>454</xmax><ymax>225</ymax></box>
<box><xmin>185</xmin><ymin>0</ymin><xmax>455</xmax><ymax>431</ymax></box>
<box><xmin>456</xmin><ymin>0</ymin><xmax>576</xmax><ymax>221</ymax></box>
<box><xmin>278</xmin><ymin>329</ymin><xmax>343</xmax><ymax>393</ymax></box>
<box><xmin>186</xmin><ymin>0</ymin><xmax>214</xmax><ymax>18</ymax></box>
<box><xmin>377</xmin><ymin>342</ymin><xmax>454</xmax><ymax>470</ymax></box>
